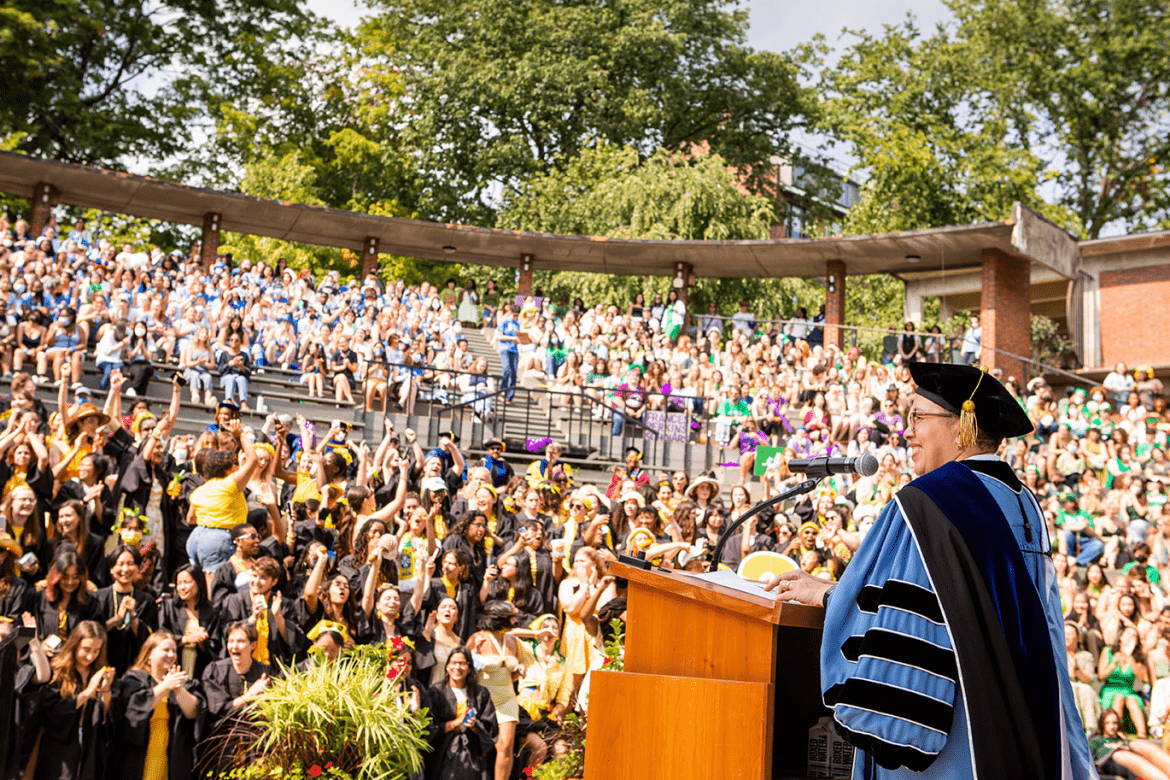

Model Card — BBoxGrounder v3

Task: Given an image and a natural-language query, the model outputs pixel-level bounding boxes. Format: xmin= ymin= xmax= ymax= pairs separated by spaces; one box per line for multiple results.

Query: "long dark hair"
xmin=443 ymin=646 xmax=480 ymax=695
xmin=45 ymin=550 xmax=89 ymax=607
xmin=172 ymin=562 xmax=209 ymax=609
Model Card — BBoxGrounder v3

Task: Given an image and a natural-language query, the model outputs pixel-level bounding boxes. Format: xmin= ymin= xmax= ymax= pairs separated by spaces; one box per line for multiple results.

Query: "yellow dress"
xmin=143 ymin=696 xmax=169 ymax=780
xmin=560 ymin=585 xmax=591 ymax=676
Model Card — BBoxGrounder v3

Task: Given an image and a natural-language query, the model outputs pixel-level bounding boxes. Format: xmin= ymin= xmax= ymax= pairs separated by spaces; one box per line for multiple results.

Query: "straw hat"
xmin=686 ymin=476 xmax=721 ymax=500
xmin=67 ymin=403 xmax=110 ymax=435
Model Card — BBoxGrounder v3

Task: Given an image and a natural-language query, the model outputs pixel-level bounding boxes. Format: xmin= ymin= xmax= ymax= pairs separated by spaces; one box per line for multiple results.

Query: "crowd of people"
xmin=2 ymin=213 xmax=1169 ymax=779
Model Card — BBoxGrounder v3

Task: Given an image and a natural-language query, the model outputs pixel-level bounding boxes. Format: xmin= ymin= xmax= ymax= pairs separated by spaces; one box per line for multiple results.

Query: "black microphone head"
xmin=855 ymin=453 xmax=879 ymax=477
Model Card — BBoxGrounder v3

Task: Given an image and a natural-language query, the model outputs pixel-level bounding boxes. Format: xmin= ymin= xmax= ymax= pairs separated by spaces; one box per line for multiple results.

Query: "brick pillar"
xmin=980 ymin=248 xmax=1032 ymax=382
xmin=825 ymin=259 xmax=846 ymax=350
xmin=361 ymin=237 xmax=379 ymax=279
xmin=200 ymin=212 xmax=221 ymax=272
xmin=518 ymin=253 xmax=534 ymax=298
xmin=29 ymin=182 xmax=59 ymax=237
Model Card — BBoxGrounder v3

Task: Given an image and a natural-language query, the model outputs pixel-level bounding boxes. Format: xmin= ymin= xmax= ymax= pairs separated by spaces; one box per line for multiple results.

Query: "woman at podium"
xmin=771 ymin=364 xmax=1097 ymax=780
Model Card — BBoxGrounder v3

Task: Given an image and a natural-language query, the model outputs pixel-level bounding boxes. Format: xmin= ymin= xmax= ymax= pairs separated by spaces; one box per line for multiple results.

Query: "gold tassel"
xmin=959 ymin=367 xmax=989 ymax=448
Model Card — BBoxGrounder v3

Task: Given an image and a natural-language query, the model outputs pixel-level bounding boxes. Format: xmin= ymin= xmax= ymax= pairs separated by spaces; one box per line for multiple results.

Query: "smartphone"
xmin=43 ymin=634 xmax=63 ymax=652
xmin=174 ymin=371 xmax=188 ymax=387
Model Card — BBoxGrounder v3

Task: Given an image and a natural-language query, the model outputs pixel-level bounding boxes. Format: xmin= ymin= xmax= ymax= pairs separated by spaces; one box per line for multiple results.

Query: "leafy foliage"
xmin=356 ymin=0 xmax=813 ymax=223
xmin=1031 ymin=314 xmax=1077 ymax=369
xmin=0 ymin=0 xmax=316 ymax=167
xmin=230 ymin=647 xmax=430 ymax=780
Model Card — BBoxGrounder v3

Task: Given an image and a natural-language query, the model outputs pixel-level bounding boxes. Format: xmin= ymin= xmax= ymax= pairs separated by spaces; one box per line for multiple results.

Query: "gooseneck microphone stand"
xmin=709 ymin=473 xmax=827 ymax=572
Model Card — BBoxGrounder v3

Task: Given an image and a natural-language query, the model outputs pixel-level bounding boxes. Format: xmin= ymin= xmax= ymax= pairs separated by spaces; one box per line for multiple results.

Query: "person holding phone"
xmin=108 ymin=631 xmax=203 ymax=780
xmin=425 ymin=646 xmax=499 ymax=780
xmin=92 ymin=545 xmax=158 ymax=675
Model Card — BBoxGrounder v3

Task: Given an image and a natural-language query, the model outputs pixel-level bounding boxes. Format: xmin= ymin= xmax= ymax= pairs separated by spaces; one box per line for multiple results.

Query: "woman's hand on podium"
xmin=765 ymin=570 xmax=834 ymax=607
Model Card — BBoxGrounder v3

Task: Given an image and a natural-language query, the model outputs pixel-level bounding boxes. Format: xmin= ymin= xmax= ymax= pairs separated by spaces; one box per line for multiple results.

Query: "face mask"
xmin=1068 ymin=443 xmax=1078 ymax=453
xmin=1092 ymin=394 xmax=1104 ymax=402
xmin=13 ymin=284 xmax=25 ymax=294
xmin=336 ymin=431 xmax=347 ymax=443
xmin=120 ymin=528 xmax=143 ymax=546
xmin=134 ymin=327 xmax=146 ymax=337
xmin=173 ymin=447 xmax=189 ymax=463
xmin=61 ymin=316 xmax=73 ymax=326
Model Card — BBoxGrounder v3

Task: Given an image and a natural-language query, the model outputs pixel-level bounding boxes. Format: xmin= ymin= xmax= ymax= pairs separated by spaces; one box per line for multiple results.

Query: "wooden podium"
xmin=584 ymin=561 xmax=829 ymax=780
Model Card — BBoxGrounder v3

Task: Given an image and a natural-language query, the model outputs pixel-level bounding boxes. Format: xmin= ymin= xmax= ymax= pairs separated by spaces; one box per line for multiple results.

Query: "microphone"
xmin=787 ymin=453 xmax=879 ymax=477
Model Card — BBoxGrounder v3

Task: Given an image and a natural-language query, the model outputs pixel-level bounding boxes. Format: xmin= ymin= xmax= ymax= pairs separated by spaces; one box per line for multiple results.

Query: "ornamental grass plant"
xmin=220 ymin=643 xmax=429 ymax=780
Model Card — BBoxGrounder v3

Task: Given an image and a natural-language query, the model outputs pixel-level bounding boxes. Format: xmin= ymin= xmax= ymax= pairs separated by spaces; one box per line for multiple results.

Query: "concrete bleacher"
xmin=20 ymin=347 xmax=759 ymax=490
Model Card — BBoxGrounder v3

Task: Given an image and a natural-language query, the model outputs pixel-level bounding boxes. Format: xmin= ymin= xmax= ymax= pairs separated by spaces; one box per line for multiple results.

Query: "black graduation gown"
xmin=33 ymin=591 xmax=90 ymax=645
xmin=441 ymin=535 xmax=486 ymax=590
xmin=156 ymin=596 xmax=222 ymax=680
xmin=90 ymin=587 xmax=157 ymax=675
xmin=208 ymin=558 xmax=249 ymax=609
xmin=0 ymin=461 xmax=53 ymax=506
xmin=221 ymin=588 xmax=302 ymax=667
xmin=32 ymin=673 xmax=111 ymax=780
xmin=108 ymin=669 xmax=203 ymax=780
xmin=509 ymin=549 xmax=558 ymax=614
xmin=424 ymin=682 xmax=498 ymax=780
xmin=0 ymin=576 xmax=33 ymax=621
xmin=8 ymin=658 xmax=42 ymax=780
xmin=293 ymin=519 xmax=337 ymax=552
xmin=199 ymin=657 xmax=271 ymax=774
xmin=411 ymin=579 xmax=478 ymax=643
xmin=48 ymin=534 xmax=109 ymax=588
xmin=484 ymin=579 xmax=543 ymax=626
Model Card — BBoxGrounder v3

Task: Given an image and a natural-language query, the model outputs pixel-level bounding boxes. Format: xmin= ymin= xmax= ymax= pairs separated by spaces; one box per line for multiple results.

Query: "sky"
xmin=307 ymin=0 xmax=954 ymax=59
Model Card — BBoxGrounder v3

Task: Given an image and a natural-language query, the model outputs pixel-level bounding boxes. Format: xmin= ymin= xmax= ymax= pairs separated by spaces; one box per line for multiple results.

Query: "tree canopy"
xmin=356 ymin=0 xmax=812 ymax=223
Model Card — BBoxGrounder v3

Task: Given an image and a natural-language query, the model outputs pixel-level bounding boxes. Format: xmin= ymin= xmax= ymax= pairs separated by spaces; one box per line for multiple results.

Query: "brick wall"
xmin=825 ymin=259 xmax=845 ymax=350
xmin=980 ymin=248 xmax=1032 ymax=383
xmin=1099 ymin=263 xmax=1170 ymax=367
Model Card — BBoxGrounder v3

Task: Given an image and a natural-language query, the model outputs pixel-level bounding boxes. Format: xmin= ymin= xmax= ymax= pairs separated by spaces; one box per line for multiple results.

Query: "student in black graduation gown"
xmin=0 ymin=531 xmax=34 ymax=620
xmin=1 ymin=613 xmax=51 ymax=780
xmin=359 ymin=574 xmax=416 ymax=645
xmin=90 ymin=545 xmax=157 ymax=675
xmin=201 ymin=620 xmax=270 ymax=727
xmin=425 ymin=646 xmax=498 ymax=780
xmin=31 ymin=620 xmax=116 ymax=780
xmin=412 ymin=549 xmax=478 ymax=643
xmin=208 ymin=524 xmax=262 ymax=608
xmin=33 ymin=550 xmax=91 ymax=648
xmin=157 ymin=563 xmax=221 ymax=680
xmin=221 ymin=556 xmax=300 ymax=667
xmin=48 ymin=500 xmax=108 ymax=588
xmin=108 ymin=631 xmax=203 ymax=780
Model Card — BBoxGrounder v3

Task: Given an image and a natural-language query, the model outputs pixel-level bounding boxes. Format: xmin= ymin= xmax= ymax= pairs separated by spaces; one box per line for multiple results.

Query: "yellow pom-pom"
xmin=962 ymin=399 xmax=976 ymax=413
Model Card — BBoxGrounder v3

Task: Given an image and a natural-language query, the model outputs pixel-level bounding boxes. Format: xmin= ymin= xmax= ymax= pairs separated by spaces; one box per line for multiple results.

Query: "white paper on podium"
xmin=678 ymin=568 xmax=777 ymax=600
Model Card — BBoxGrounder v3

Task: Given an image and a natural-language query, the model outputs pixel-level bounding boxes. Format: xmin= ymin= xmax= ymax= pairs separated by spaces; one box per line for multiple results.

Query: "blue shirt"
xmin=498 ymin=319 xmax=520 ymax=354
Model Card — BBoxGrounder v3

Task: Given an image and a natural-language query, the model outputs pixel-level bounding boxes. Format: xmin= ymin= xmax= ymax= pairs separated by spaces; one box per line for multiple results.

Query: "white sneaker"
xmin=125 ymin=388 xmax=137 ymax=397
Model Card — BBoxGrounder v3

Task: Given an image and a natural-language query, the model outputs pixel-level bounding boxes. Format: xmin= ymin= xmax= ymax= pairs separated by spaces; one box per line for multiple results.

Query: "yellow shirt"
xmin=291 ymin=470 xmax=321 ymax=504
xmin=189 ymin=477 xmax=247 ymax=530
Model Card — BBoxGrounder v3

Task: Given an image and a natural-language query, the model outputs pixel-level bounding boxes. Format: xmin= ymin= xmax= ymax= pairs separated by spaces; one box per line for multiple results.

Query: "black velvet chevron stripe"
xmin=856 ymin=581 xmax=944 ymax=624
xmin=824 ymin=678 xmax=954 ymax=736
xmin=840 ymin=630 xmax=958 ymax=683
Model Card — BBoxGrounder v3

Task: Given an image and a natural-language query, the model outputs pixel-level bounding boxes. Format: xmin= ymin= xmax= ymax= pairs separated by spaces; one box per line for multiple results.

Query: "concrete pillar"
xmin=903 ymin=284 xmax=924 ymax=325
xmin=825 ymin=259 xmax=846 ymax=350
xmin=518 ymin=253 xmax=534 ymax=298
xmin=29 ymin=182 xmax=59 ymax=237
xmin=980 ymin=248 xmax=1032 ymax=382
xmin=673 ymin=262 xmax=694 ymax=303
xmin=200 ymin=212 xmax=221 ymax=272
xmin=361 ymin=236 xmax=379 ymax=279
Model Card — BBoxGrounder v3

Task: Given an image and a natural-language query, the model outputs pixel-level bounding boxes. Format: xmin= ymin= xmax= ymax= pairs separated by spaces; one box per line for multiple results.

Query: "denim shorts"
xmin=186 ymin=525 xmax=235 ymax=573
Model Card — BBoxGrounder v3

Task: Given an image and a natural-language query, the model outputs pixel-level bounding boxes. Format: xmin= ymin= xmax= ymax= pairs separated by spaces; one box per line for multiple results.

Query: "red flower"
xmin=324 ymin=763 xmax=333 ymax=770
xmin=523 ymin=769 xmax=533 ymax=778
xmin=308 ymin=765 xmax=322 ymax=778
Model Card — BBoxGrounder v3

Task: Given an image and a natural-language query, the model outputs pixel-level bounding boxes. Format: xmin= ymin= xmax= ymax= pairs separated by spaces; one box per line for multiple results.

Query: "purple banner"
xmin=665 ymin=413 xmax=688 ymax=443
xmin=643 ymin=411 xmax=665 ymax=441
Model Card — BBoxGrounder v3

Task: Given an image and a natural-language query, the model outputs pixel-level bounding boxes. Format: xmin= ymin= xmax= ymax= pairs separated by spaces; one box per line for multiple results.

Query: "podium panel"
xmin=585 ymin=562 xmax=831 ymax=780
xmin=584 ymin=671 xmax=773 ymax=780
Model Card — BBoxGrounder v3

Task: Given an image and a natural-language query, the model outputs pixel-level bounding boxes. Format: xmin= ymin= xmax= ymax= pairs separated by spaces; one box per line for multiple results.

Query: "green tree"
xmin=952 ymin=0 xmax=1170 ymax=238
xmin=802 ymin=19 xmax=1058 ymax=236
xmin=0 ymin=0 xmax=317 ymax=167
xmin=357 ymin=0 xmax=813 ymax=223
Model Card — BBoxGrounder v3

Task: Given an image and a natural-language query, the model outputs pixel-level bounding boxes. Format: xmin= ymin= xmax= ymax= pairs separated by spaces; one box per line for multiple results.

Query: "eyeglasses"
xmin=570 ymin=503 xmax=585 ymax=510
xmin=906 ymin=410 xmax=955 ymax=430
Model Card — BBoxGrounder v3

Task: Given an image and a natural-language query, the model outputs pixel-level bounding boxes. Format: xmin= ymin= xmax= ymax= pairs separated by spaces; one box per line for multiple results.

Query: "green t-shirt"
xmin=1121 ymin=561 xmax=1161 ymax=585
xmin=717 ymin=398 xmax=750 ymax=419
xmin=482 ymin=291 xmax=501 ymax=308
xmin=1055 ymin=508 xmax=1094 ymax=530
